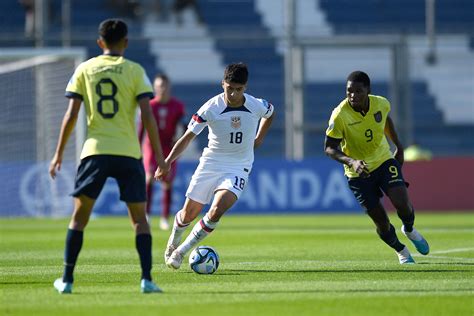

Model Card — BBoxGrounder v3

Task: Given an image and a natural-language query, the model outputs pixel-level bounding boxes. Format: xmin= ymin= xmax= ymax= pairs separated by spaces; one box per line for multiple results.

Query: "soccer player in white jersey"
xmin=155 ymin=63 xmax=275 ymax=269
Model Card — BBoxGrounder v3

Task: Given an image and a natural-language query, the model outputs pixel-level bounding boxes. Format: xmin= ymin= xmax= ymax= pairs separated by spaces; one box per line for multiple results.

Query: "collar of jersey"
xmin=221 ymin=104 xmax=251 ymax=114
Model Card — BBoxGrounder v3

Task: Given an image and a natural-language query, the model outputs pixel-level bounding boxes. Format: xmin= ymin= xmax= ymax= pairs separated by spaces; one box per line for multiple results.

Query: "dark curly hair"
xmin=223 ymin=62 xmax=248 ymax=84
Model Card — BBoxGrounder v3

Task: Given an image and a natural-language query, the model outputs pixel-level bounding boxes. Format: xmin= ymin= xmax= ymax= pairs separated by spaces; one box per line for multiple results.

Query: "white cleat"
xmin=159 ymin=217 xmax=170 ymax=231
xmin=164 ymin=243 xmax=177 ymax=262
xmin=397 ymin=246 xmax=415 ymax=264
xmin=53 ymin=278 xmax=72 ymax=294
xmin=166 ymin=250 xmax=184 ymax=270
xmin=401 ymin=226 xmax=430 ymax=255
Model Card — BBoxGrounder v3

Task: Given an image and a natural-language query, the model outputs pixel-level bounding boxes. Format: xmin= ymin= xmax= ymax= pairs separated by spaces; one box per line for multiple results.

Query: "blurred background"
xmin=0 ymin=0 xmax=473 ymax=216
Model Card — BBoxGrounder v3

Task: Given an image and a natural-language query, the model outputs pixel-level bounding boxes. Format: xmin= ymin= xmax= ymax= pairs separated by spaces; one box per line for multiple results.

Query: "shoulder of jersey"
xmin=202 ymin=94 xmax=223 ymax=109
xmin=331 ymin=98 xmax=348 ymax=116
xmin=370 ymin=94 xmax=389 ymax=103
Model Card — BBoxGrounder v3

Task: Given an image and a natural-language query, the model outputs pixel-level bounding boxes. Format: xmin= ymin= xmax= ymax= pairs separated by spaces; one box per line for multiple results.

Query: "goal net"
xmin=0 ymin=48 xmax=86 ymax=217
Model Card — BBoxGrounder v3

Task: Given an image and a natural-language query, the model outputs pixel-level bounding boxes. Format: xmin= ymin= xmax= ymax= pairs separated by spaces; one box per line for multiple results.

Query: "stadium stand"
xmin=0 ymin=0 xmax=472 ymax=157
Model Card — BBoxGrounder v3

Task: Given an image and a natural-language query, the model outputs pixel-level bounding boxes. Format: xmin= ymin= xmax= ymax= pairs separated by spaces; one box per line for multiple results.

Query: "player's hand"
xmin=49 ymin=153 xmax=62 ymax=179
xmin=351 ymin=160 xmax=370 ymax=178
xmin=154 ymin=161 xmax=170 ymax=181
xmin=394 ymin=148 xmax=404 ymax=166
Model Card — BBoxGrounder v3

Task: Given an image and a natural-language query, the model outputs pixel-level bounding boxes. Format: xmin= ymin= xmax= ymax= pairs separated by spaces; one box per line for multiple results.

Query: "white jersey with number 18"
xmin=188 ymin=92 xmax=274 ymax=169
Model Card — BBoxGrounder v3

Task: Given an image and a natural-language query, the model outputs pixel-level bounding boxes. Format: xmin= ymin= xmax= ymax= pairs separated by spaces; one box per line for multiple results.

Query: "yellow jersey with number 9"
xmin=326 ymin=95 xmax=393 ymax=178
xmin=66 ymin=55 xmax=153 ymax=159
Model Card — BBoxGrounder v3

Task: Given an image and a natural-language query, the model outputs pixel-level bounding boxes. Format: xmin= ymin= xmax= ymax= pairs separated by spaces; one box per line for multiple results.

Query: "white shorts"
xmin=185 ymin=161 xmax=250 ymax=205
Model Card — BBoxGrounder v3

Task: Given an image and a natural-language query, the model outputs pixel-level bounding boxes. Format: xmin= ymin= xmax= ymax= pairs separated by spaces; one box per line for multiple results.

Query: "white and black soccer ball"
xmin=188 ymin=246 xmax=220 ymax=274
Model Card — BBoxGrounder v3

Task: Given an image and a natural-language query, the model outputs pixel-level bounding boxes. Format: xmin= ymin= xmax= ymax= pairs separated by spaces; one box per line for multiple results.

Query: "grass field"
xmin=1 ymin=213 xmax=473 ymax=316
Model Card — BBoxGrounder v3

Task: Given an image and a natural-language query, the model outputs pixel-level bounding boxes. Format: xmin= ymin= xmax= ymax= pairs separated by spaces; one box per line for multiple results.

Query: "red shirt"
xmin=140 ymin=96 xmax=186 ymax=170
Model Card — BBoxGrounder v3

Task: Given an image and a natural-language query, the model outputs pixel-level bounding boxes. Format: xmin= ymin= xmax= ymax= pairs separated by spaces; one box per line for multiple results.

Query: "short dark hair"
xmin=223 ymin=63 xmax=248 ymax=84
xmin=347 ymin=71 xmax=371 ymax=88
xmin=98 ymin=19 xmax=128 ymax=45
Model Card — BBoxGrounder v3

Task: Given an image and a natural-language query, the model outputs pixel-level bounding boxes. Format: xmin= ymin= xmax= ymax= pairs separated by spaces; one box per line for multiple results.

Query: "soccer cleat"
xmin=166 ymin=250 xmax=184 ymax=270
xmin=401 ymin=225 xmax=430 ymax=255
xmin=140 ymin=279 xmax=163 ymax=293
xmin=164 ymin=243 xmax=177 ymax=262
xmin=53 ymin=278 xmax=72 ymax=294
xmin=159 ymin=217 xmax=170 ymax=231
xmin=397 ymin=246 xmax=416 ymax=264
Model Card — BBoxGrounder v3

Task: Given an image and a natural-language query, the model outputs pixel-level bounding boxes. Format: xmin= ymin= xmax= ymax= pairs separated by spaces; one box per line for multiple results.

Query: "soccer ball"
xmin=188 ymin=246 xmax=220 ymax=274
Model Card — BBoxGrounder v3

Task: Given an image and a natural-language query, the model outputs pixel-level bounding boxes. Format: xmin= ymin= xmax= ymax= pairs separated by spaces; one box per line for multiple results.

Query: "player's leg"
xmin=160 ymin=161 xmax=178 ymax=230
xmin=117 ymin=156 xmax=161 ymax=293
xmin=348 ymin=174 xmax=413 ymax=264
xmin=167 ymin=190 xmax=236 ymax=269
xmin=54 ymin=195 xmax=96 ymax=294
xmin=55 ymin=156 xmax=108 ymax=294
xmin=386 ymin=185 xmax=430 ymax=255
xmin=164 ymin=197 xmax=204 ymax=262
xmin=160 ymin=180 xmax=172 ymax=229
xmin=382 ymin=159 xmax=429 ymax=255
xmin=145 ymin=172 xmax=154 ymax=216
xmin=165 ymin=162 xmax=214 ymax=262
xmin=178 ymin=189 xmax=235 ymax=254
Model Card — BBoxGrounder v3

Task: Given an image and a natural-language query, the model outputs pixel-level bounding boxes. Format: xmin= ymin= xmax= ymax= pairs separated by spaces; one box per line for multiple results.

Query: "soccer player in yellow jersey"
xmin=325 ymin=71 xmax=429 ymax=264
xmin=49 ymin=19 xmax=168 ymax=293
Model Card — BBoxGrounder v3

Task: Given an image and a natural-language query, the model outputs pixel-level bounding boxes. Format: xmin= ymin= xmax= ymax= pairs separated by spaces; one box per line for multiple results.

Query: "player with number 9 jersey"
xmin=66 ymin=54 xmax=153 ymax=160
xmin=326 ymin=94 xmax=392 ymax=178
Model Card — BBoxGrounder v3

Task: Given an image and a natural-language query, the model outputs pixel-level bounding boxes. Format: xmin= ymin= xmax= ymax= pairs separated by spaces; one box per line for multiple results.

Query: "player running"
xmin=324 ymin=70 xmax=429 ymax=264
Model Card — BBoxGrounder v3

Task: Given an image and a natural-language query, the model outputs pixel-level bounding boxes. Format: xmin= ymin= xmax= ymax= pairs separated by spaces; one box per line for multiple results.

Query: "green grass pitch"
xmin=1 ymin=213 xmax=473 ymax=316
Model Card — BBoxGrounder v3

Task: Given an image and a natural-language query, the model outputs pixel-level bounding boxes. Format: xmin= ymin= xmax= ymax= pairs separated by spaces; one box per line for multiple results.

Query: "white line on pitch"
xmin=428 ymin=247 xmax=474 ymax=255
xmin=413 ymin=255 xmax=474 ymax=261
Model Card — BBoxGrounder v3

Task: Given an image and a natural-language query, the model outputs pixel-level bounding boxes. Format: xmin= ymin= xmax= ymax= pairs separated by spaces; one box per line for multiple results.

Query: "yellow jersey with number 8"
xmin=326 ymin=95 xmax=393 ymax=178
xmin=66 ymin=55 xmax=153 ymax=159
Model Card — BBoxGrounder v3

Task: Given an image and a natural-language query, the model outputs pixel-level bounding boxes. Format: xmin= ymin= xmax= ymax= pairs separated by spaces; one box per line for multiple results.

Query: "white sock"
xmin=177 ymin=213 xmax=218 ymax=255
xmin=168 ymin=210 xmax=190 ymax=246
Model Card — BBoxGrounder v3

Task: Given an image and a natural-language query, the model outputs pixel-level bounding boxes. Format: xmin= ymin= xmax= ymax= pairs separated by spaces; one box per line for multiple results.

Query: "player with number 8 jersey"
xmin=49 ymin=19 xmax=167 ymax=294
xmin=66 ymin=48 xmax=153 ymax=159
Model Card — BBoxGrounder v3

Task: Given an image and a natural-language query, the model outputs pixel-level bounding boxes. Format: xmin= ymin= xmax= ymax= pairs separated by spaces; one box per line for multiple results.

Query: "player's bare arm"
xmin=139 ymin=97 xmax=167 ymax=172
xmin=49 ymin=98 xmax=82 ymax=179
xmin=254 ymin=111 xmax=274 ymax=148
xmin=154 ymin=129 xmax=196 ymax=181
xmin=384 ymin=115 xmax=405 ymax=165
xmin=324 ymin=135 xmax=369 ymax=177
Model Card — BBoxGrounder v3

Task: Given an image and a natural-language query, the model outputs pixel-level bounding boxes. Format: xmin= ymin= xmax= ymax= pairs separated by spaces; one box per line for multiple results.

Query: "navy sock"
xmin=377 ymin=224 xmax=405 ymax=252
xmin=399 ymin=210 xmax=415 ymax=232
xmin=136 ymin=234 xmax=152 ymax=281
xmin=63 ymin=229 xmax=83 ymax=283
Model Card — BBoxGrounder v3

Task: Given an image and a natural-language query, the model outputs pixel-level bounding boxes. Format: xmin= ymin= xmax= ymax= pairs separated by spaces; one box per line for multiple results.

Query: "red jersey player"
xmin=139 ymin=74 xmax=186 ymax=230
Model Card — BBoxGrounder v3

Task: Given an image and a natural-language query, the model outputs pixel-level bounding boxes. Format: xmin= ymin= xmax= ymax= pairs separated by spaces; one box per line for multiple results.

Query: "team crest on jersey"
xmin=231 ymin=116 xmax=241 ymax=129
xmin=374 ymin=111 xmax=382 ymax=123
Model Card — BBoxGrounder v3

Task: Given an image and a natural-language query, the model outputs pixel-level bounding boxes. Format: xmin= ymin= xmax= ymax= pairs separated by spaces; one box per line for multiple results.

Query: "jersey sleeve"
xmin=187 ymin=103 xmax=209 ymax=135
xmin=259 ymin=99 xmax=274 ymax=118
xmin=65 ymin=63 xmax=85 ymax=100
xmin=326 ymin=110 xmax=344 ymax=139
xmin=134 ymin=65 xmax=154 ymax=101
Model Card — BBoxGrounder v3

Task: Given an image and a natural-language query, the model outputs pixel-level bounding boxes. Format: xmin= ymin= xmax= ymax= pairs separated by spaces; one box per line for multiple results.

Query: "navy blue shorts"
xmin=71 ymin=155 xmax=146 ymax=203
xmin=348 ymin=159 xmax=407 ymax=210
